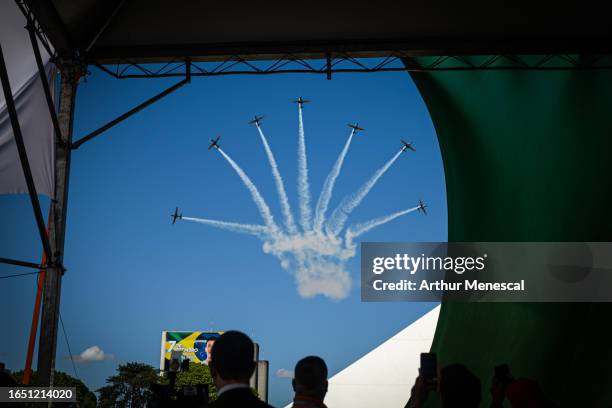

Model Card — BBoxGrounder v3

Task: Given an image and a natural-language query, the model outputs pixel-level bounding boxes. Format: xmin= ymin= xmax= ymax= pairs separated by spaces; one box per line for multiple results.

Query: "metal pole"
xmin=71 ymin=76 xmax=189 ymax=149
xmin=26 ymin=17 xmax=63 ymax=144
xmin=23 ymin=208 xmax=51 ymax=385
xmin=0 ymin=257 xmax=45 ymax=270
xmin=84 ymin=0 xmax=126 ymax=53
xmin=36 ymin=63 xmax=80 ymax=387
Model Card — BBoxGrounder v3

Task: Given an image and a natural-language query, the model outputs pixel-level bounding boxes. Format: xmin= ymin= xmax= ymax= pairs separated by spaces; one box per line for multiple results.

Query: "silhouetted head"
xmin=506 ymin=378 xmax=551 ymax=408
xmin=292 ymin=356 xmax=328 ymax=400
xmin=0 ymin=371 xmax=17 ymax=387
xmin=439 ymin=364 xmax=481 ymax=408
xmin=209 ymin=331 xmax=255 ymax=386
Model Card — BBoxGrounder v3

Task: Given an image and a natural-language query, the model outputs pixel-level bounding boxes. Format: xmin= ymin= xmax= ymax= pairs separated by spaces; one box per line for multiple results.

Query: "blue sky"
xmin=0 ymin=66 xmax=446 ymax=405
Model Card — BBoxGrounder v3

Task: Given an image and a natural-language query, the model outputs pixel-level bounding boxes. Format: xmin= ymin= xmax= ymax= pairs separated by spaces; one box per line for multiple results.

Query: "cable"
xmin=0 ymin=271 xmax=40 ymax=279
xmin=59 ymin=312 xmax=79 ymax=380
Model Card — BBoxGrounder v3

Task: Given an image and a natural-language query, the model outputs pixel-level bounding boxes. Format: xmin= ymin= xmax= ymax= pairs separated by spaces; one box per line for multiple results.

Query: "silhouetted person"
xmin=504 ymin=378 xmax=556 ymax=408
xmin=147 ymin=383 xmax=170 ymax=408
xmin=290 ymin=356 xmax=328 ymax=408
xmin=407 ymin=363 xmax=481 ymax=408
xmin=440 ymin=364 xmax=481 ymax=408
xmin=209 ymin=330 xmax=274 ymax=408
xmin=0 ymin=371 xmax=18 ymax=408
xmin=0 ymin=372 xmax=16 ymax=387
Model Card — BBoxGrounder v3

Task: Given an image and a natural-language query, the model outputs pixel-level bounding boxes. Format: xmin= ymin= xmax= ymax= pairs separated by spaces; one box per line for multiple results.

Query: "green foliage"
xmin=11 ymin=370 xmax=97 ymax=408
xmin=97 ymin=362 xmax=159 ymax=408
xmin=159 ymin=361 xmax=218 ymax=401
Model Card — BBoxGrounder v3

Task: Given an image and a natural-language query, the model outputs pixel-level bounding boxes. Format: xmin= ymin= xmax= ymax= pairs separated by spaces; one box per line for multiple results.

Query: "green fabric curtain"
xmin=409 ymin=62 xmax=612 ymax=406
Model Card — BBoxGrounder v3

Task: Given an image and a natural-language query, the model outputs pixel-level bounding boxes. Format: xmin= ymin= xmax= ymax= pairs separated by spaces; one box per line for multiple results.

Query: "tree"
xmin=97 ymin=362 xmax=158 ymax=408
xmin=11 ymin=370 xmax=97 ymax=408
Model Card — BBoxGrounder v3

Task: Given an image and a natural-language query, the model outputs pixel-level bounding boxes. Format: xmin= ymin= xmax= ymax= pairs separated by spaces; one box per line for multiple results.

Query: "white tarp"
xmin=0 ymin=0 xmax=55 ymax=197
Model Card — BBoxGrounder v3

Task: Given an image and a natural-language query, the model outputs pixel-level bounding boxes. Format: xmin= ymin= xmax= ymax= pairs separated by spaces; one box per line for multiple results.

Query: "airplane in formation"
xmin=171 ymin=207 xmax=182 ymax=224
xmin=292 ymin=96 xmax=311 ymax=108
xmin=401 ymin=139 xmax=416 ymax=152
xmin=347 ymin=123 xmax=365 ymax=132
xmin=248 ymin=115 xmax=265 ymax=126
xmin=208 ymin=135 xmax=221 ymax=150
xmin=417 ymin=199 xmax=428 ymax=215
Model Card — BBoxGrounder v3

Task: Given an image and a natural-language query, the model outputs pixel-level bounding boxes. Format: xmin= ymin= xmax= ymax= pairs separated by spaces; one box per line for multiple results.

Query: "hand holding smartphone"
xmin=420 ymin=352 xmax=438 ymax=386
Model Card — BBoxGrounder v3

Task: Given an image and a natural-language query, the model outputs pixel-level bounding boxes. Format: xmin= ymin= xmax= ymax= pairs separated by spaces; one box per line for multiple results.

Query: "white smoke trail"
xmin=183 ymin=110 xmax=422 ymax=301
xmin=326 ymin=149 xmax=404 ymax=236
xmin=217 ymin=148 xmax=279 ymax=232
xmin=345 ymin=206 xmax=419 ymax=247
xmin=182 ymin=216 xmax=270 ymax=237
xmin=297 ymin=106 xmax=313 ymax=230
xmin=263 ymin=231 xmax=355 ymax=299
xmin=256 ymin=125 xmax=297 ymax=234
xmin=313 ymin=128 xmax=355 ymax=232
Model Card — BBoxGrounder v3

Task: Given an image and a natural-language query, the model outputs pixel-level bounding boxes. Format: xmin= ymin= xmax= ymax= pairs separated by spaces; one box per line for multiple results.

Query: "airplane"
xmin=417 ymin=199 xmax=428 ymax=215
xmin=401 ymin=139 xmax=416 ymax=152
xmin=171 ymin=207 xmax=182 ymax=224
xmin=292 ymin=96 xmax=311 ymax=108
xmin=208 ymin=135 xmax=221 ymax=150
xmin=347 ymin=123 xmax=365 ymax=132
xmin=248 ymin=115 xmax=265 ymax=126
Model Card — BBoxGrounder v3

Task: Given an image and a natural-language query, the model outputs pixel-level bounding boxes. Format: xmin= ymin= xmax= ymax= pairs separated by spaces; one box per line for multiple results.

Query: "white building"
xmin=286 ymin=306 xmax=440 ymax=408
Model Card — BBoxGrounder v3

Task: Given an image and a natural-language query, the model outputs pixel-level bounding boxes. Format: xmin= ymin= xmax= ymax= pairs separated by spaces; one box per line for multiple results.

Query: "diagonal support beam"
xmin=22 ymin=0 xmax=73 ymax=59
xmin=14 ymin=1 xmax=54 ymax=59
xmin=26 ymin=16 xmax=63 ymax=144
xmin=0 ymin=42 xmax=52 ymax=262
xmin=0 ymin=257 xmax=45 ymax=270
xmin=71 ymin=64 xmax=190 ymax=149
xmin=85 ymin=0 xmax=126 ymax=53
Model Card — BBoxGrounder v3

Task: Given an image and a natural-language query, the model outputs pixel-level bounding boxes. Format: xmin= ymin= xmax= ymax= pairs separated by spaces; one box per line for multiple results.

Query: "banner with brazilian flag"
xmin=160 ymin=331 xmax=223 ymax=371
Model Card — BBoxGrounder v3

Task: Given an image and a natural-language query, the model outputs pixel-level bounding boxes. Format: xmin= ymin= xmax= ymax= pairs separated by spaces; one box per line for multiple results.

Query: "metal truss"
xmin=15 ymin=0 xmax=56 ymax=61
xmin=94 ymin=53 xmax=612 ymax=80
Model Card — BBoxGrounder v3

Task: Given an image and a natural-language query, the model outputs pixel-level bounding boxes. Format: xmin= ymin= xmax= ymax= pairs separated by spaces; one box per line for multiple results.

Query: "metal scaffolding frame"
xmin=93 ymin=53 xmax=612 ymax=80
xmin=5 ymin=0 xmax=612 ymax=391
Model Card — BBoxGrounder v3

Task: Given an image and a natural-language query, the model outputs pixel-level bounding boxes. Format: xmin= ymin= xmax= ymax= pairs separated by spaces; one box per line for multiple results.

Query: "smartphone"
xmin=420 ymin=352 xmax=438 ymax=385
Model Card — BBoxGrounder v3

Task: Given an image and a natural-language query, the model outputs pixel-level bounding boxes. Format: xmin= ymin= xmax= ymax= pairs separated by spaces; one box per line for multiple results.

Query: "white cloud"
xmin=276 ymin=368 xmax=294 ymax=379
xmin=69 ymin=346 xmax=114 ymax=363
